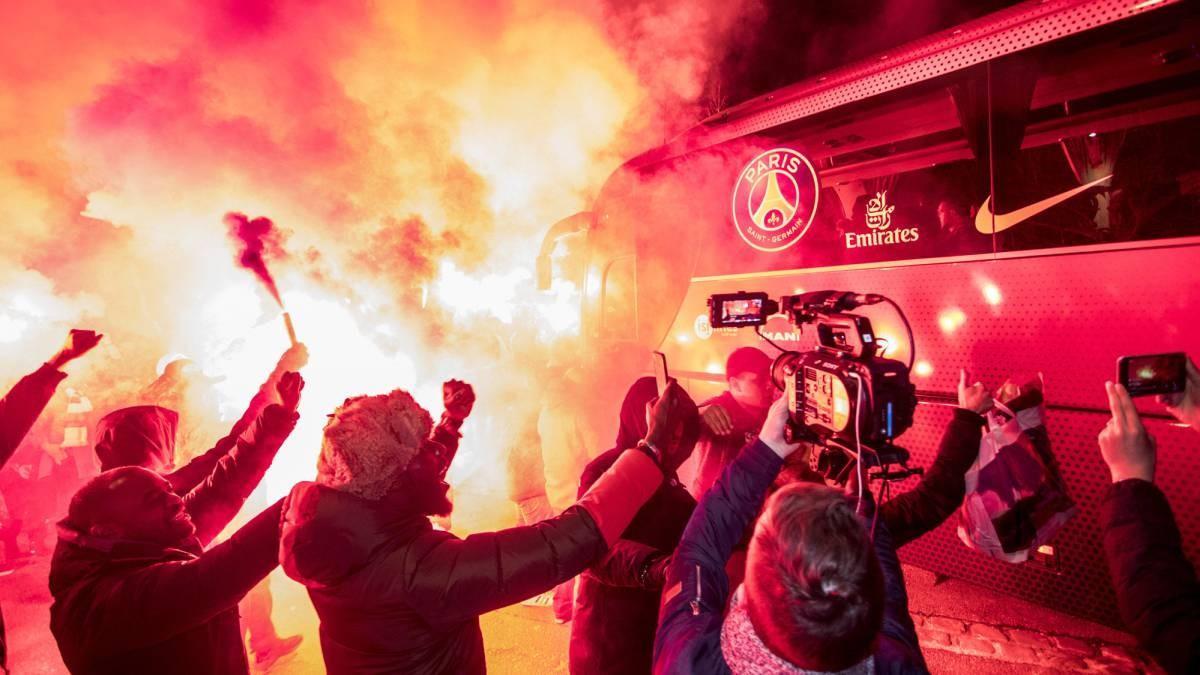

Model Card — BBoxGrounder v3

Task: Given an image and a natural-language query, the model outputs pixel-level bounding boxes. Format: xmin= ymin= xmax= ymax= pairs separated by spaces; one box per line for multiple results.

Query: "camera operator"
xmin=279 ymin=380 xmax=690 ymax=674
xmin=1098 ymin=358 xmax=1200 ymax=675
xmin=654 ymin=396 xmax=926 ymax=674
xmin=570 ymin=377 xmax=701 ymax=675
xmin=691 ymin=347 xmax=776 ymax=498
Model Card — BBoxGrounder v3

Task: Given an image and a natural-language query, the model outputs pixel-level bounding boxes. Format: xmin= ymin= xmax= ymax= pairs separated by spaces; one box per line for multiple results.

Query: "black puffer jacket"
xmin=281 ymin=446 xmax=664 ymax=674
xmin=49 ymin=501 xmax=283 ymax=675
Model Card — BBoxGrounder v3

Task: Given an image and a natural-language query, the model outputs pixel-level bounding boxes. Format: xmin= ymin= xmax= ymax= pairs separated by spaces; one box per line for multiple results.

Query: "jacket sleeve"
xmin=862 ymin=497 xmax=928 ymax=671
xmin=74 ymin=500 xmax=283 ymax=658
xmin=880 ymin=408 xmax=983 ymax=548
xmin=429 ymin=412 xmax=464 ymax=456
xmin=0 ymin=364 xmax=67 ymax=469
xmin=654 ymin=439 xmax=783 ymax=675
xmin=586 ymin=539 xmax=670 ymax=589
xmin=398 ymin=450 xmax=662 ymax=628
xmin=182 ymin=404 xmax=298 ymax=546
xmin=1102 ymin=479 xmax=1200 ymax=675
xmin=166 ymin=370 xmax=283 ymax=495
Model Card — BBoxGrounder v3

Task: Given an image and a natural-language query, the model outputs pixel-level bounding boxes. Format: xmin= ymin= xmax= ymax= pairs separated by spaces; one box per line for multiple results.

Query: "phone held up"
xmin=653 ymin=351 xmax=670 ymax=396
xmin=1117 ymin=352 xmax=1187 ymax=398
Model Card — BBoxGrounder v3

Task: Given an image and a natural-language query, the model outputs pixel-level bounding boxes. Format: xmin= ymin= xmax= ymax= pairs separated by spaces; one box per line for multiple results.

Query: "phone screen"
xmin=653 ymin=351 xmax=669 ymax=395
xmin=1120 ymin=352 xmax=1186 ymax=397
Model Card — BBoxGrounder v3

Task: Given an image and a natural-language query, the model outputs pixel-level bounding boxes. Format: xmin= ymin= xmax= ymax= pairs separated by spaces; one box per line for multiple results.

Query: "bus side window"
xmin=600 ymin=255 xmax=638 ymax=341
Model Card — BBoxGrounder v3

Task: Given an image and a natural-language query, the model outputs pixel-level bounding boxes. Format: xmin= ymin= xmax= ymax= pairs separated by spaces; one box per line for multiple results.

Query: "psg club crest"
xmin=731 ymin=148 xmax=820 ymax=253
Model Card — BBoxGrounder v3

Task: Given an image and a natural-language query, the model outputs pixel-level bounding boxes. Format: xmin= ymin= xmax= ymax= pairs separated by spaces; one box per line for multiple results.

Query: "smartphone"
xmin=652 ymin=351 xmax=670 ymax=395
xmin=1117 ymin=352 xmax=1187 ymax=397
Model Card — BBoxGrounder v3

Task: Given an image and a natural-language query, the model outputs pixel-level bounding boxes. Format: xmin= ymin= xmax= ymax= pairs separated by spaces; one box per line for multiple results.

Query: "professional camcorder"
xmin=708 ymin=290 xmax=921 ymax=485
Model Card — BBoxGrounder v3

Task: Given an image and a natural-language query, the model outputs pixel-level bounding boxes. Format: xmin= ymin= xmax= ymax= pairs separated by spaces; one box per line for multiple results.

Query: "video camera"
xmin=708 ymin=290 xmax=921 ymax=484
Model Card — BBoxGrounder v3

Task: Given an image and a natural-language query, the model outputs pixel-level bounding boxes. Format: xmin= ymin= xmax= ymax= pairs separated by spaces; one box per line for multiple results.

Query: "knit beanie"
xmin=316 ymin=389 xmax=433 ymax=500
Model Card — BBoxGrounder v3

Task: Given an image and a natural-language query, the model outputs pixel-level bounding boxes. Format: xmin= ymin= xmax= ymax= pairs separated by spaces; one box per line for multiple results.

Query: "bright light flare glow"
xmin=981 ymin=282 xmax=1003 ymax=306
xmin=938 ymin=307 xmax=967 ymax=334
xmin=0 ymin=314 xmax=30 ymax=344
xmin=913 ymin=360 xmax=934 ymax=377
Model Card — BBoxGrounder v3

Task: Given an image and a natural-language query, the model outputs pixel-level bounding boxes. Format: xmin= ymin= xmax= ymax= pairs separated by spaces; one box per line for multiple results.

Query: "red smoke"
xmin=225 ymin=211 xmax=286 ymax=307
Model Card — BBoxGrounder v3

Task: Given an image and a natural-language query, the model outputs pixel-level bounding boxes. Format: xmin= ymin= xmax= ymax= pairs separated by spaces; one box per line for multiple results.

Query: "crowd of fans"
xmin=0 ymin=329 xmax=1197 ymax=674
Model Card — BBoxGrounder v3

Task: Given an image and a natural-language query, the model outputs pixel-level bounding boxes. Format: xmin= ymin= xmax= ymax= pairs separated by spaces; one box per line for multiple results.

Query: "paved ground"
xmin=0 ymin=488 xmax=1160 ymax=673
xmin=0 ymin=557 xmax=1156 ymax=675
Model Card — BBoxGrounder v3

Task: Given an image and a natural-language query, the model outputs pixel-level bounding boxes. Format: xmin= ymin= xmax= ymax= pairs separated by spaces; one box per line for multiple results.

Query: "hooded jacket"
xmin=569 ymin=377 xmax=698 ymax=675
xmin=92 ymin=403 xmax=297 ymax=547
xmin=280 ymin=448 xmax=663 ymax=674
xmin=49 ymin=500 xmax=283 ymax=675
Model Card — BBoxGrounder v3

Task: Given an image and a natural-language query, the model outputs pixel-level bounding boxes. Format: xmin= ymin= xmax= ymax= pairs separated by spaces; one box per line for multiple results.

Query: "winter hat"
xmin=317 ymin=389 xmax=433 ymax=500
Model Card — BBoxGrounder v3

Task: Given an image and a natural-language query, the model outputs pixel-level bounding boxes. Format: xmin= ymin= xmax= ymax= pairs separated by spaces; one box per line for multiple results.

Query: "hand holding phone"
xmin=652 ymin=351 xmax=670 ymax=396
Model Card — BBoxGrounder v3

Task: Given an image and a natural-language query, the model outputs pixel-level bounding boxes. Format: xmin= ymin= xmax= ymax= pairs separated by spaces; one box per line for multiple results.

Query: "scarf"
xmin=720 ymin=585 xmax=874 ymax=675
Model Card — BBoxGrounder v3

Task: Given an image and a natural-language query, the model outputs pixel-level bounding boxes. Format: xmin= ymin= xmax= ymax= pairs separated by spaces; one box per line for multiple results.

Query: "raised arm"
xmin=426 ymin=379 xmax=474 ymax=466
xmin=880 ymin=407 xmax=983 ymax=547
xmin=167 ymin=344 xmax=306 ymax=494
xmin=182 ymin=373 xmax=301 ymax=546
xmin=1099 ymin=381 xmax=1200 ymax=675
xmin=399 ymin=449 xmax=662 ymax=628
xmin=1 ymin=330 xmax=101 ymax=467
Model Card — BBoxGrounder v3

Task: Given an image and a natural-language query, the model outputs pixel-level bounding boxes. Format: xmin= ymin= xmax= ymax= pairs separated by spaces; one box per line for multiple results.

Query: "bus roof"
xmin=626 ymin=0 xmax=1183 ymax=171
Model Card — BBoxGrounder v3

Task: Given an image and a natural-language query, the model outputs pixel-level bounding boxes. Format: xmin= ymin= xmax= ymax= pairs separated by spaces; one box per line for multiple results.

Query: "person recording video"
xmin=654 ymin=396 xmax=927 ymax=674
xmin=1098 ymin=356 xmax=1200 ymax=675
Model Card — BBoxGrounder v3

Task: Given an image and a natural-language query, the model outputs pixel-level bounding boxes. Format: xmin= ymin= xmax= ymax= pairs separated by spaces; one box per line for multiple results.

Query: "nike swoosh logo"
xmin=974 ymin=174 xmax=1112 ymax=234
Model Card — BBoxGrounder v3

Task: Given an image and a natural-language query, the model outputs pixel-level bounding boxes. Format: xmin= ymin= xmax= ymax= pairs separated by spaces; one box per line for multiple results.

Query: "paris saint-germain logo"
xmin=730 ymin=148 xmax=820 ymax=253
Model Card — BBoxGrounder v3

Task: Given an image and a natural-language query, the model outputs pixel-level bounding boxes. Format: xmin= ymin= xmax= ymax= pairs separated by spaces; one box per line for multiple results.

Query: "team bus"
xmin=539 ymin=0 xmax=1200 ymax=627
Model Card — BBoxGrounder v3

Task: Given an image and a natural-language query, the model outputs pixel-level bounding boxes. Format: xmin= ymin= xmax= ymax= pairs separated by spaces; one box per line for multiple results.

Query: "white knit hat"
xmin=316 ymin=389 xmax=433 ymax=500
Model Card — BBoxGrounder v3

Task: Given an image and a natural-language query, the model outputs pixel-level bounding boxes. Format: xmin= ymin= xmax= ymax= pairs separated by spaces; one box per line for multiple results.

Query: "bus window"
xmin=987 ymin=10 xmax=1200 ymax=251
xmin=599 ymin=254 xmax=637 ymax=341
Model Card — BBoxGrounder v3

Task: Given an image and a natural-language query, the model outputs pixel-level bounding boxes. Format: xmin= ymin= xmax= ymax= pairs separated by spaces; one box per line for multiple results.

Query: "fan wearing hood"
xmin=95 ymin=345 xmax=306 ymax=547
xmin=92 ymin=367 xmax=303 ymax=547
xmin=569 ymin=376 xmax=700 ymax=675
xmin=280 ymin=379 xmax=686 ymax=674
xmin=49 ymin=466 xmax=286 ymax=675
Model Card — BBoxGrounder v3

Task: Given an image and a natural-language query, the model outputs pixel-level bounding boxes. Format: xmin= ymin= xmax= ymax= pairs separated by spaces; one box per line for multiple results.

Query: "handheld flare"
xmin=282 ymin=311 xmax=298 ymax=346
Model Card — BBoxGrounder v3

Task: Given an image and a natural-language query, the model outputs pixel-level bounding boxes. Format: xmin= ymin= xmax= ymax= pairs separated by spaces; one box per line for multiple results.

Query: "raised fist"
xmin=49 ymin=329 xmax=103 ymax=369
xmin=276 ymin=371 xmax=305 ymax=411
xmin=443 ymin=379 xmax=475 ymax=421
